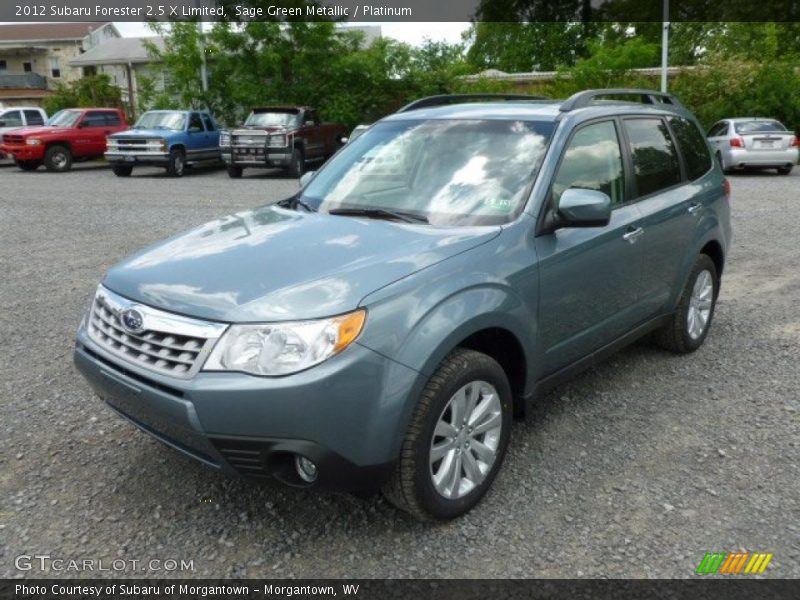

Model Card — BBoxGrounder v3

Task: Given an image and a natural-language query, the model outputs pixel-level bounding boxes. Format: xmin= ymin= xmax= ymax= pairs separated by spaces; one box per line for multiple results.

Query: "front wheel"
xmin=165 ymin=148 xmax=185 ymax=177
xmin=383 ymin=348 xmax=512 ymax=521
xmin=227 ymin=165 xmax=243 ymax=178
xmin=654 ymin=254 xmax=719 ymax=353
xmin=112 ymin=165 xmax=133 ymax=177
xmin=287 ymin=147 xmax=304 ymax=178
xmin=44 ymin=145 xmax=72 ymax=172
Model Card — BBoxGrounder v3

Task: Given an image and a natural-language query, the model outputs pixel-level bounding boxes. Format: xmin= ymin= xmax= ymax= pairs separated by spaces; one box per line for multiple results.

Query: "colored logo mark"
xmin=696 ymin=552 xmax=773 ymax=575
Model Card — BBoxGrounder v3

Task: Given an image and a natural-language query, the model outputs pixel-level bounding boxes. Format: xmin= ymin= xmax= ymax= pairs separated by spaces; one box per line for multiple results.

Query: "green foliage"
xmin=671 ymin=55 xmax=800 ymax=134
xmin=42 ymin=74 xmax=123 ymax=115
xmin=553 ymin=37 xmax=660 ymax=92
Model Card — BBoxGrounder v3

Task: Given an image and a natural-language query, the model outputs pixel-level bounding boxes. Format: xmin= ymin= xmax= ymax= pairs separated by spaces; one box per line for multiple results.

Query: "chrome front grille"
xmin=86 ymin=286 xmax=227 ymax=379
xmin=232 ymin=132 xmax=268 ymax=146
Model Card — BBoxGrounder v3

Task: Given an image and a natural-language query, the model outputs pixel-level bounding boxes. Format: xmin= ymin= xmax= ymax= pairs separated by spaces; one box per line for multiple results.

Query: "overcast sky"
xmin=113 ymin=22 xmax=470 ymax=45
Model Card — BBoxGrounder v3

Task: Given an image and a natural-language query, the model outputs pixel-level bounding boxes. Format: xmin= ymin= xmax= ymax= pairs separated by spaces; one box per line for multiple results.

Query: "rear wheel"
xmin=165 ymin=147 xmax=185 ymax=177
xmin=16 ymin=160 xmax=41 ymax=171
xmin=44 ymin=145 xmax=72 ymax=172
xmin=288 ymin=147 xmax=304 ymax=178
xmin=227 ymin=165 xmax=243 ymax=178
xmin=112 ymin=165 xmax=133 ymax=177
xmin=383 ymin=348 xmax=512 ymax=521
xmin=654 ymin=254 xmax=719 ymax=354
xmin=777 ymin=165 xmax=793 ymax=175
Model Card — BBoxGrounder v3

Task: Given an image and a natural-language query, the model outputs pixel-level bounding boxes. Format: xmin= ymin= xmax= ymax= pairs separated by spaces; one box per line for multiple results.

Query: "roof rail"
xmin=398 ymin=93 xmax=550 ymax=113
xmin=559 ymin=89 xmax=683 ymax=112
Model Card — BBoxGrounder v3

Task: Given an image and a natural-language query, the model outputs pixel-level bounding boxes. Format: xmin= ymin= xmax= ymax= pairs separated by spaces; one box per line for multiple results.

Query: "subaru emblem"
xmin=120 ymin=308 xmax=145 ymax=334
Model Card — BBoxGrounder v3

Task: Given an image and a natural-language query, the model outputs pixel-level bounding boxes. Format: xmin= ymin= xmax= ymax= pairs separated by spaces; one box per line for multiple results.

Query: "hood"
xmin=3 ymin=126 xmax=60 ymax=137
xmin=109 ymin=128 xmax=176 ymax=139
xmin=103 ymin=205 xmax=499 ymax=323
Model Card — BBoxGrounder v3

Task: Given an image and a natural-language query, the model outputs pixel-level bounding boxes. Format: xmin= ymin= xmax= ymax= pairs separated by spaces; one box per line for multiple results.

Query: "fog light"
xmin=294 ymin=455 xmax=318 ymax=483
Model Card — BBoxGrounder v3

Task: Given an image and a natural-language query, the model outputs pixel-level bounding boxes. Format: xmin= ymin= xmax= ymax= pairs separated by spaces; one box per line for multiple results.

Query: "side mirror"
xmin=299 ymin=171 xmax=315 ymax=188
xmin=339 ymin=136 xmax=349 ymax=145
xmin=556 ymin=188 xmax=612 ymax=228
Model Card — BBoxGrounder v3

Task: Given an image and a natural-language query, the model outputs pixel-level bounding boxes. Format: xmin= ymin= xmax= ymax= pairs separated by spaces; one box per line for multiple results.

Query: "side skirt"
xmin=524 ymin=313 xmax=671 ymax=409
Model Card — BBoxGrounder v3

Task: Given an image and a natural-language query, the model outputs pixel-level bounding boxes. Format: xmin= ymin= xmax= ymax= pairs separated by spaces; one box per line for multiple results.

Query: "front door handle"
xmin=622 ymin=227 xmax=644 ymax=243
xmin=688 ymin=202 xmax=702 ymax=214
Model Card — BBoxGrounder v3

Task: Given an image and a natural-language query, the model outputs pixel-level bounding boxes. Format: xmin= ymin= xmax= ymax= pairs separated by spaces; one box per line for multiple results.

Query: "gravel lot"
xmin=1 ymin=162 xmax=798 ymax=579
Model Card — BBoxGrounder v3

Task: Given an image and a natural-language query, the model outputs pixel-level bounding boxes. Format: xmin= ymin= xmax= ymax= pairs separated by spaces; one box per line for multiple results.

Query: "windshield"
xmin=245 ymin=111 xmax=300 ymax=128
xmin=134 ymin=111 xmax=186 ymax=131
xmin=734 ymin=120 xmax=787 ymax=134
xmin=46 ymin=110 xmax=81 ymax=128
xmin=301 ymin=119 xmax=554 ymax=226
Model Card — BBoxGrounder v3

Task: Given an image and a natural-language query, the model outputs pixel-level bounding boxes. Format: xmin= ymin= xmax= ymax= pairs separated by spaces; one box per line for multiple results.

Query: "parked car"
xmin=106 ymin=110 xmax=221 ymax=177
xmin=0 ymin=108 xmax=127 ymax=172
xmin=74 ymin=90 xmax=731 ymax=521
xmin=220 ymin=106 xmax=346 ymax=178
xmin=0 ymin=106 xmax=47 ymax=158
xmin=707 ymin=117 xmax=799 ymax=174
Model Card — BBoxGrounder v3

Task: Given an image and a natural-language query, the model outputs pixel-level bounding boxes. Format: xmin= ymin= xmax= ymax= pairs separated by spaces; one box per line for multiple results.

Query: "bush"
xmin=42 ymin=74 xmax=124 ymax=116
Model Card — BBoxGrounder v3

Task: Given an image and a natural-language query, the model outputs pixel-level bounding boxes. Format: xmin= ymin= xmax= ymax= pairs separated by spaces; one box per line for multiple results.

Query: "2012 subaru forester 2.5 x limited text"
xmin=74 ymin=90 xmax=731 ymax=520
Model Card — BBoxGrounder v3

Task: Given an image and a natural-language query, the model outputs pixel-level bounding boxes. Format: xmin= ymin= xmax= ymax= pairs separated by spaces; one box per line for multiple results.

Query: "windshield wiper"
xmin=277 ymin=196 xmax=317 ymax=212
xmin=327 ymin=207 xmax=428 ymax=224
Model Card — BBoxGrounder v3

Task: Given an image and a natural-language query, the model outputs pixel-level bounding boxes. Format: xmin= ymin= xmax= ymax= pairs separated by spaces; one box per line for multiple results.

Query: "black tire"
xmin=112 ymin=165 xmax=133 ymax=177
xmin=382 ymin=348 xmax=512 ymax=521
xmin=227 ymin=165 xmax=243 ymax=178
xmin=654 ymin=254 xmax=719 ymax=354
xmin=288 ymin=147 xmax=304 ymax=178
xmin=165 ymin=147 xmax=185 ymax=177
xmin=777 ymin=165 xmax=793 ymax=175
xmin=44 ymin=145 xmax=72 ymax=172
xmin=16 ymin=160 xmax=41 ymax=171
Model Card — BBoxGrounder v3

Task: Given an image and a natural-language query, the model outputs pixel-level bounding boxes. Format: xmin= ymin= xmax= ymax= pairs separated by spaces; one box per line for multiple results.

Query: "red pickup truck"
xmin=220 ymin=106 xmax=347 ymax=177
xmin=0 ymin=107 xmax=127 ymax=172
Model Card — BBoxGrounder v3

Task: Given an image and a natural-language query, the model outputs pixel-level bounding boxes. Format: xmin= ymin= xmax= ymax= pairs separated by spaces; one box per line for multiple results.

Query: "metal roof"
xmin=0 ymin=23 xmax=109 ymax=43
xmin=69 ymin=37 xmax=165 ymax=66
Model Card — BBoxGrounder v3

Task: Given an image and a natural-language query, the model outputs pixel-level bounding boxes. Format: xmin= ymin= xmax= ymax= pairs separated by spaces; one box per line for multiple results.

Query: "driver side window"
xmin=552 ymin=121 xmax=625 ymax=207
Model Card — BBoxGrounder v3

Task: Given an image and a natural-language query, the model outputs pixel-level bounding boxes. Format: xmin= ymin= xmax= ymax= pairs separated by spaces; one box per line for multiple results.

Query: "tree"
xmin=42 ymin=74 xmax=123 ymax=115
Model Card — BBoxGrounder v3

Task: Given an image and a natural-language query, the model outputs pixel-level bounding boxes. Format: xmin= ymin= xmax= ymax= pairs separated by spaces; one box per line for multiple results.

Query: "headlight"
xmin=26 ymin=138 xmax=42 ymax=145
xmin=203 ymin=309 xmax=366 ymax=376
xmin=219 ymin=131 xmax=231 ymax=147
xmin=267 ymin=134 xmax=287 ymax=148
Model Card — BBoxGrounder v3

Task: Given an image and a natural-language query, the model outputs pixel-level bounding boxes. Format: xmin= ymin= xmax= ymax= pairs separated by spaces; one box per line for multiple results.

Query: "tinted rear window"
xmin=623 ymin=118 xmax=682 ymax=197
xmin=24 ymin=110 xmax=44 ymax=126
xmin=669 ymin=116 xmax=712 ymax=181
xmin=734 ymin=120 xmax=787 ymax=134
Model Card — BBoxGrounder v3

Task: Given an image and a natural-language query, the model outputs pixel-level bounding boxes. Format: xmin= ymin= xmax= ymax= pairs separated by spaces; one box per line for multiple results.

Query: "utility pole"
xmin=196 ymin=0 xmax=208 ymax=95
xmin=661 ymin=0 xmax=670 ymax=93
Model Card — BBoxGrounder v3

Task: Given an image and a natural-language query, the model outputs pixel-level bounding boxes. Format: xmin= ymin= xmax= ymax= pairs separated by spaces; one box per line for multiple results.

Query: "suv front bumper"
xmin=74 ymin=323 xmax=419 ymax=492
xmin=222 ymin=147 xmax=292 ymax=168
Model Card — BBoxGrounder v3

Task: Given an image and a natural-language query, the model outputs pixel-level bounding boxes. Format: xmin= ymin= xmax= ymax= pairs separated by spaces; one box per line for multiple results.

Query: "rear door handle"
xmin=622 ymin=226 xmax=644 ymax=243
xmin=688 ymin=202 xmax=702 ymax=214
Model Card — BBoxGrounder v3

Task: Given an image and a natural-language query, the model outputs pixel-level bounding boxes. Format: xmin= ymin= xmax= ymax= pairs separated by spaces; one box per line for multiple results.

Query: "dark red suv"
xmin=0 ymin=108 xmax=127 ymax=172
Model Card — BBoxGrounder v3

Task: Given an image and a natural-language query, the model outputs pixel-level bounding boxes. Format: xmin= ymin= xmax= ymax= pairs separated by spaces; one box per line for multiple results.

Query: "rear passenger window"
xmin=104 ymin=112 xmax=122 ymax=126
xmin=623 ymin=118 xmax=681 ymax=197
xmin=24 ymin=110 xmax=44 ymax=126
xmin=82 ymin=112 xmax=107 ymax=127
xmin=552 ymin=121 xmax=625 ymax=206
xmin=707 ymin=122 xmax=726 ymax=137
xmin=669 ymin=117 xmax=712 ymax=180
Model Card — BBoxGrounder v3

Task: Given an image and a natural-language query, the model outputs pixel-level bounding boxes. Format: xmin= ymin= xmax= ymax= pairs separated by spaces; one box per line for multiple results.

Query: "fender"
xmin=359 ymin=284 xmax=537 ymax=457
xmin=667 ymin=211 xmax=727 ymax=311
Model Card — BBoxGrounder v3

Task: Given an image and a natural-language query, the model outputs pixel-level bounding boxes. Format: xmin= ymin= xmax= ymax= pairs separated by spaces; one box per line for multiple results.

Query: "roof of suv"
xmin=384 ymin=90 xmax=694 ymax=123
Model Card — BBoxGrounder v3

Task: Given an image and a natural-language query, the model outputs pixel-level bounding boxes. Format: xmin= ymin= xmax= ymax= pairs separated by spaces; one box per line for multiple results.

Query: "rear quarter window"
xmin=669 ymin=116 xmax=712 ymax=181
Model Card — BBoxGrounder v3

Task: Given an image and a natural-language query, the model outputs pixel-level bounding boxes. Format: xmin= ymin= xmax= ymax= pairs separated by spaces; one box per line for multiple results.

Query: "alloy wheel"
xmin=429 ymin=380 xmax=503 ymax=499
xmin=687 ymin=269 xmax=714 ymax=340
